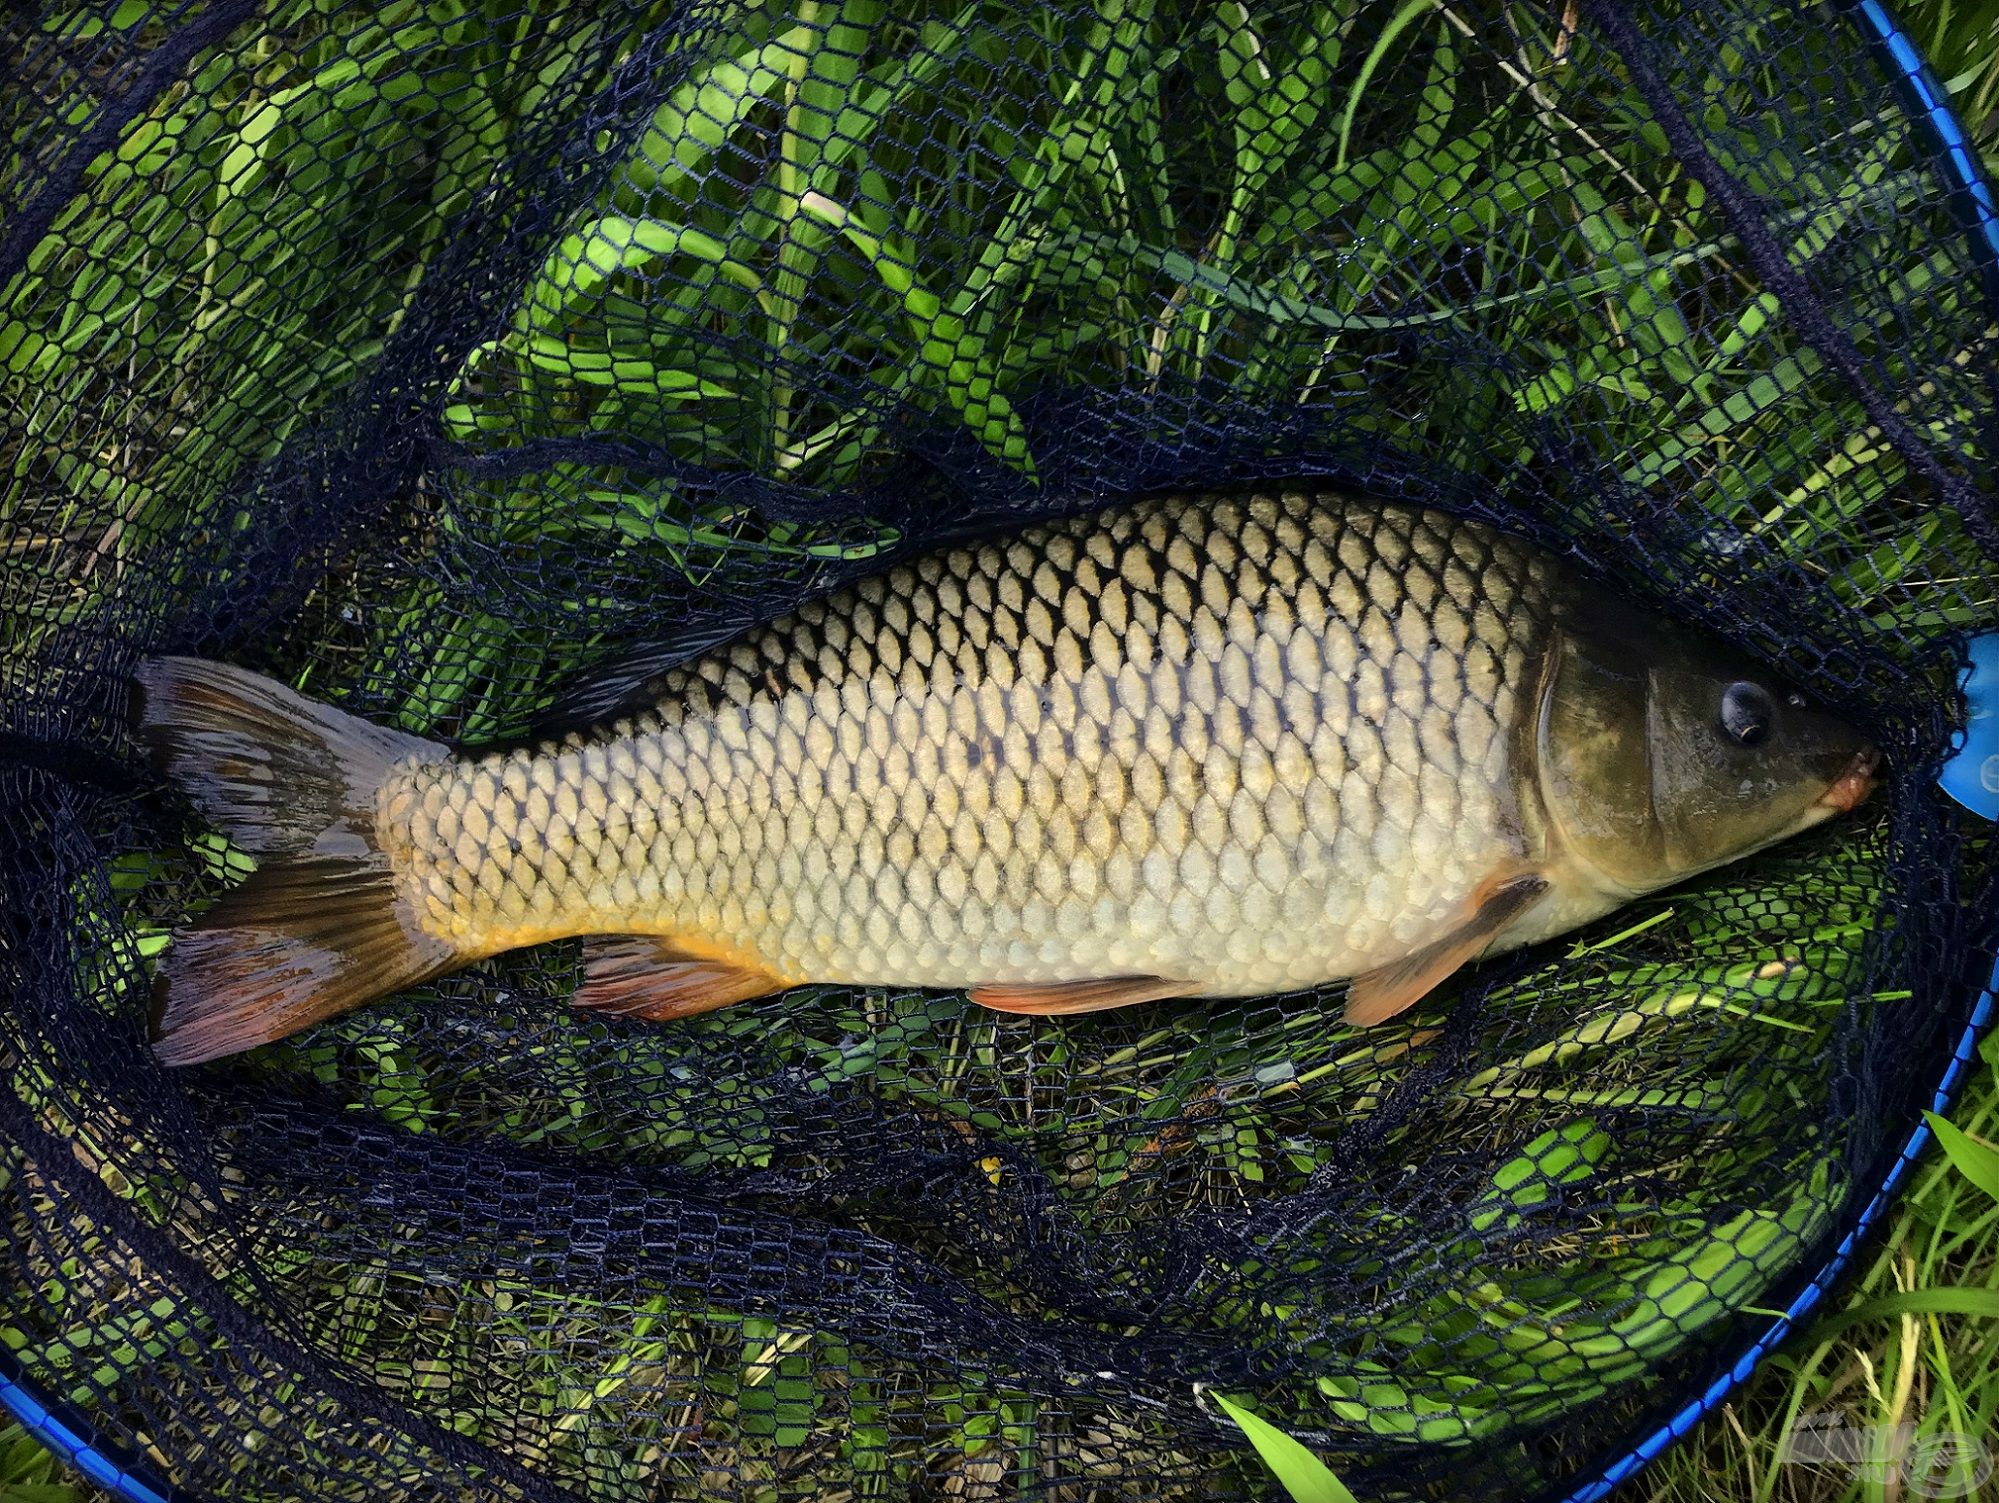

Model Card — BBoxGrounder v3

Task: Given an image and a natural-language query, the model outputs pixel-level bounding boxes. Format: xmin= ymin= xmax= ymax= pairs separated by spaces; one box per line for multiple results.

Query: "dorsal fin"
xmin=524 ymin=618 xmax=757 ymax=738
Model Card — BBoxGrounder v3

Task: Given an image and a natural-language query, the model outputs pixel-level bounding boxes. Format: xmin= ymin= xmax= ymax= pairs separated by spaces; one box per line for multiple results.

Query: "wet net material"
xmin=4 ymin=2 xmax=1998 ymax=1500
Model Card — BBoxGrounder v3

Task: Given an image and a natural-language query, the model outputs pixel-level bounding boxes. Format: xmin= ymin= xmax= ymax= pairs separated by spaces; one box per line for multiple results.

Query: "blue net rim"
xmin=1563 ymin=3 xmax=1999 ymax=1497
xmin=1561 ymin=966 xmax=1999 ymax=1501
xmin=0 ymin=1350 xmax=179 ymax=1503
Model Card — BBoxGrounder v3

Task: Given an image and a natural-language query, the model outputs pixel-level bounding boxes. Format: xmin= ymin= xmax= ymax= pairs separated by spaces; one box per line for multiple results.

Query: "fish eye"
xmin=1720 ymin=682 xmax=1775 ymax=747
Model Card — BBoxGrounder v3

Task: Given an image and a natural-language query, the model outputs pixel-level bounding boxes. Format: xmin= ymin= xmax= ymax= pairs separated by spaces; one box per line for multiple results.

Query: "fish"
xmin=133 ymin=489 xmax=1879 ymax=1065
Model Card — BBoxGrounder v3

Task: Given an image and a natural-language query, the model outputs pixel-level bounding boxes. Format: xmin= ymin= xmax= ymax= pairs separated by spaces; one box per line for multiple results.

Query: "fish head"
xmin=1535 ymin=601 xmax=1878 ymax=893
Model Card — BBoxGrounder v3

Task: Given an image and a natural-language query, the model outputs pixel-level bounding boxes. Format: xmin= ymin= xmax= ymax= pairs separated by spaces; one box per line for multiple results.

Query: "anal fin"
xmin=970 ymin=976 xmax=1197 ymax=1016
xmin=1344 ymin=872 xmax=1550 ymax=1027
xmin=574 ymin=936 xmax=786 ymax=1022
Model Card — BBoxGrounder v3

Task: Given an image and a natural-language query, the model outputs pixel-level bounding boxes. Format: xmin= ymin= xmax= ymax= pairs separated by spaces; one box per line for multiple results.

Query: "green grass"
xmin=4 ymin=0 xmax=1999 ymax=1500
xmin=1634 ymin=1032 xmax=1999 ymax=1503
xmin=0 ymin=1423 xmax=84 ymax=1503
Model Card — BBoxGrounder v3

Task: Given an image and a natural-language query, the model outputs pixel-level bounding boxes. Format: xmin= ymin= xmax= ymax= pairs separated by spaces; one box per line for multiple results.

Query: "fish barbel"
xmin=136 ymin=490 xmax=1877 ymax=1063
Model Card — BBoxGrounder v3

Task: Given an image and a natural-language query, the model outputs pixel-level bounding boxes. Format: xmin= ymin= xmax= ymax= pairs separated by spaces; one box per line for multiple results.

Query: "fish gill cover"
xmin=0 ymin=1 xmax=1995 ymax=1500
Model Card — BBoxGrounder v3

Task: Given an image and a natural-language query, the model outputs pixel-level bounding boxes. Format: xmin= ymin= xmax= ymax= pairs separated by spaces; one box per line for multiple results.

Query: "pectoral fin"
xmin=970 ymin=976 xmax=1197 ymax=1016
xmin=573 ymin=936 xmax=787 ymax=1021
xmin=1343 ymin=872 xmax=1550 ymax=1027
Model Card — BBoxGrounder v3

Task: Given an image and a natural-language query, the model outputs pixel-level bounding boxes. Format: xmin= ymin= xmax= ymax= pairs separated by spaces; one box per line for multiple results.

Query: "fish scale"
xmin=377 ymin=490 xmax=1559 ymax=994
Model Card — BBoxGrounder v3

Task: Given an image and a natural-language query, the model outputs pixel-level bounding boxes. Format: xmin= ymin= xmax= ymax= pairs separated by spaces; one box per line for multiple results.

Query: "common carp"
xmin=136 ymin=490 xmax=1878 ymax=1065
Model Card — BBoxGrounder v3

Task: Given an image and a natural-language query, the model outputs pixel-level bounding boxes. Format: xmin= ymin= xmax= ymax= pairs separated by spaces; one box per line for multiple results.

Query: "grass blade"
xmin=1924 ymin=1110 xmax=1999 ymax=1201
xmin=1211 ymin=1392 xmax=1360 ymax=1503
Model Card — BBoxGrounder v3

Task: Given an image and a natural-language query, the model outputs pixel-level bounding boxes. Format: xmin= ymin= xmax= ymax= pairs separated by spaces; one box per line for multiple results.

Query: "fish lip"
xmin=1816 ymin=743 xmax=1882 ymax=815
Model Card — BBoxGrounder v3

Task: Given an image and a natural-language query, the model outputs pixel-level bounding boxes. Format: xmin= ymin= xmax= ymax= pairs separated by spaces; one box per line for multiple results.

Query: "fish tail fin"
xmin=133 ymin=657 xmax=454 ymax=1065
xmin=148 ymin=861 xmax=455 ymax=1066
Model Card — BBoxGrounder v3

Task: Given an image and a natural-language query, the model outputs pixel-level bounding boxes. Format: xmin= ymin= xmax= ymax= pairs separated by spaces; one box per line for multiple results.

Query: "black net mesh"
xmin=4 ymin=1 xmax=1998 ymax=1499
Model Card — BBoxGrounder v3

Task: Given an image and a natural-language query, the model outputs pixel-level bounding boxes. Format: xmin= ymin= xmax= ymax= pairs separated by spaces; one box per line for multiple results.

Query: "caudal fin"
xmin=133 ymin=657 xmax=455 ymax=1066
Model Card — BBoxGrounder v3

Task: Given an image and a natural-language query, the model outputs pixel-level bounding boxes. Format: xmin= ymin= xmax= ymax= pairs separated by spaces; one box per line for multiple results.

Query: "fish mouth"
xmin=1816 ymin=744 xmax=1883 ymax=815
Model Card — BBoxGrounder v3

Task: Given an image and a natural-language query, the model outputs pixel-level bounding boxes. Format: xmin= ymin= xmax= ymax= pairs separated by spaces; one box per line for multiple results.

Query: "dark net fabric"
xmin=3 ymin=1 xmax=1998 ymax=1499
